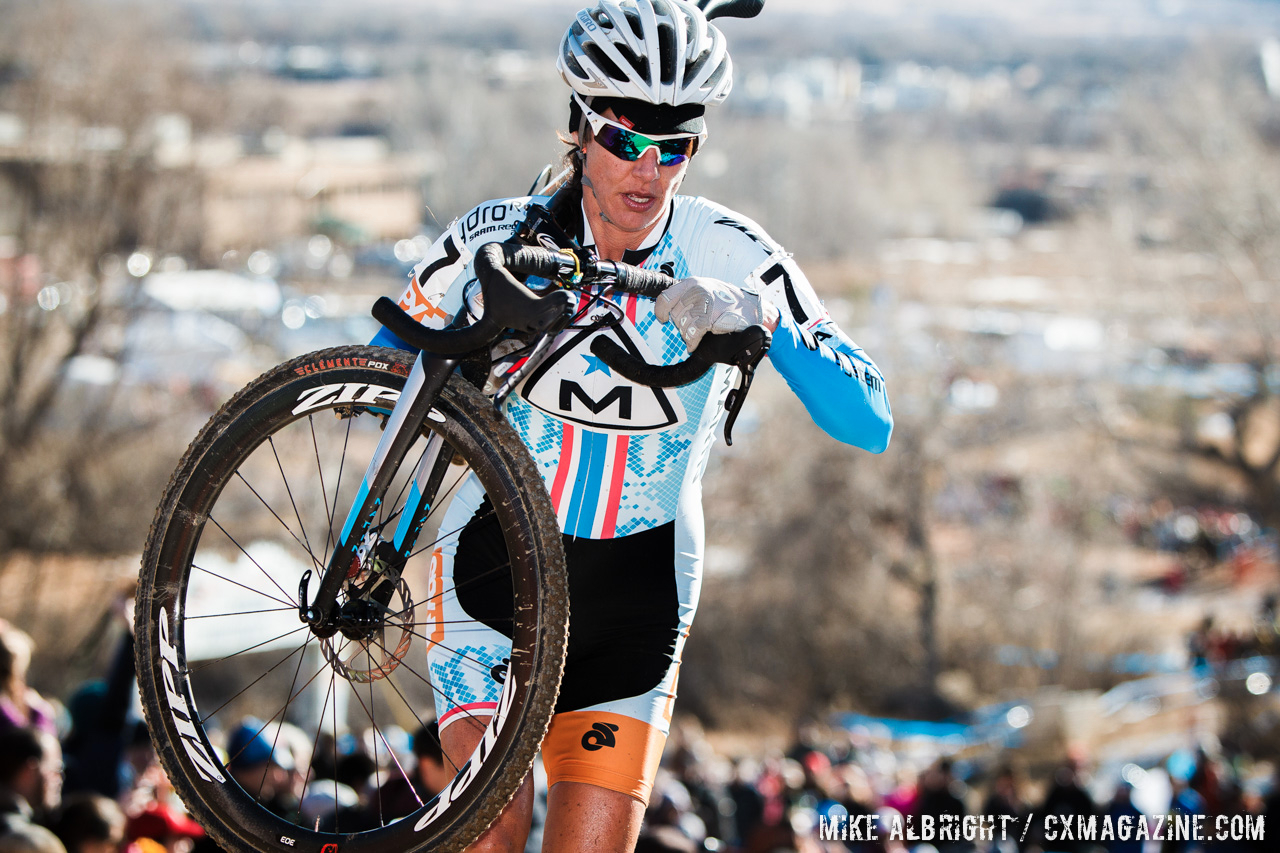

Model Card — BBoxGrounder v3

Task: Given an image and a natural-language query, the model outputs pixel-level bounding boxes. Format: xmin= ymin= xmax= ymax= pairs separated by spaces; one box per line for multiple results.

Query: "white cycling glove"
xmin=653 ymin=276 xmax=779 ymax=352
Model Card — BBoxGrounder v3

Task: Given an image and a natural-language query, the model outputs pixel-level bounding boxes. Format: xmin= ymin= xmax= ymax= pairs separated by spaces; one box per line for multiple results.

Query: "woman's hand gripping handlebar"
xmin=568 ymin=251 xmax=771 ymax=445
xmin=370 ymin=239 xmax=771 ymax=444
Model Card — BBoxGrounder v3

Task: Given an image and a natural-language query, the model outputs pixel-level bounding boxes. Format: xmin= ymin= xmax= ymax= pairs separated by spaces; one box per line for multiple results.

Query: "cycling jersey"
xmin=372 ymin=192 xmax=891 ymax=802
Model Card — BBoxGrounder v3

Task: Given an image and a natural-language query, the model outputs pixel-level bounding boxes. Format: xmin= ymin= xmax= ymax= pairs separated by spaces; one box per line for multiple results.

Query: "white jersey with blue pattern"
xmin=374 ymin=191 xmax=891 ymax=732
xmin=373 ymin=193 xmax=893 ymax=541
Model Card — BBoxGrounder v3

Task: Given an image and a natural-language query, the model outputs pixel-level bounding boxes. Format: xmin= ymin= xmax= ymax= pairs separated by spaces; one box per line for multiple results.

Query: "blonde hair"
xmin=0 ymin=622 xmax=35 ymax=709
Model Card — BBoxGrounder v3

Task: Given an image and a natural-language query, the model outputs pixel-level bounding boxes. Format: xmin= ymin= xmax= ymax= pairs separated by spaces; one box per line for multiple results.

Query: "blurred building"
xmin=200 ymin=136 xmax=439 ymax=256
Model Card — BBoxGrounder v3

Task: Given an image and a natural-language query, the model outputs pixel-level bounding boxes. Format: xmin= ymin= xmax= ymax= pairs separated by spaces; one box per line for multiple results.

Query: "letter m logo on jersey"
xmin=520 ymin=322 xmax=685 ymax=433
xmin=560 ymin=382 xmax=632 ymax=419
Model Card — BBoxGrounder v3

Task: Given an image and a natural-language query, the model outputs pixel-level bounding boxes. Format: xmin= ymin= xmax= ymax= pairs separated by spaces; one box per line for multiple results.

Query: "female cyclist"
xmin=370 ymin=1 xmax=893 ymax=849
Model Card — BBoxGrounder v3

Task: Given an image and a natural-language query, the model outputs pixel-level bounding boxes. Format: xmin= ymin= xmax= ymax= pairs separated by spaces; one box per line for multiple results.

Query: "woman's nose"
xmin=631 ymin=145 xmax=661 ymax=178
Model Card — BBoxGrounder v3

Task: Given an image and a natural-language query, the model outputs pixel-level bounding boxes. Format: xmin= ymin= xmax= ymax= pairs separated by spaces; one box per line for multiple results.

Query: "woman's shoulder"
xmin=449 ymin=195 xmax=537 ymax=249
xmin=671 ymin=195 xmax=785 ymax=256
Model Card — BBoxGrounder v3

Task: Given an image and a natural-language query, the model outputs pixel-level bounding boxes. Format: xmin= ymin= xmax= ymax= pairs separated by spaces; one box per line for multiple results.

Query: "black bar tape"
xmin=371 ymin=297 xmax=502 ymax=355
xmin=501 ymin=244 xmax=573 ymax=279
xmin=590 ymin=337 xmax=711 ymax=388
xmin=688 ymin=326 xmax=771 ymax=366
xmin=609 ymin=263 xmax=675 ymax=298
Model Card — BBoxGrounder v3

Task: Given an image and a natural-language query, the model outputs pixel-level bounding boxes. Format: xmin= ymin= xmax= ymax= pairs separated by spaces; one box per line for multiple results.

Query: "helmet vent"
xmin=657 ymin=22 xmax=676 ymax=85
xmin=584 ymin=43 xmax=626 ymax=82
xmin=621 ymin=47 xmax=650 ymax=80
xmin=623 ymin=7 xmax=644 ymax=39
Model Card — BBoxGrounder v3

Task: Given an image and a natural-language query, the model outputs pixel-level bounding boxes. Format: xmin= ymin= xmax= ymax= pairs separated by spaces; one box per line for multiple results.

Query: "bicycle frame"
xmin=299 ymin=351 xmax=458 ymax=630
xmin=297 ymin=209 xmax=770 ymax=628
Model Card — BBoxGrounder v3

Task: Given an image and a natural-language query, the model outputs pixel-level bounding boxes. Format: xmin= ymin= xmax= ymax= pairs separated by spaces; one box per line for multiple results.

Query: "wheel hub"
xmin=321 ymin=576 xmax=416 ymax=684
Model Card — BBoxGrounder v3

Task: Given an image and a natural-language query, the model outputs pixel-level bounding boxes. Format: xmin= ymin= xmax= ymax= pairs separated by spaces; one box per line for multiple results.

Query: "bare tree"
xmin=1118 ymin=45 xmax=1280 ymax=527
xmin=0 ymin=0 xmax=207 ymax=556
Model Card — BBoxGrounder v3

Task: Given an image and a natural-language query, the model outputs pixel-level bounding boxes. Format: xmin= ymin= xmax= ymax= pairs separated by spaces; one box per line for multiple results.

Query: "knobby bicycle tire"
xmin=136 ymin=346 xmax=568 ymax=853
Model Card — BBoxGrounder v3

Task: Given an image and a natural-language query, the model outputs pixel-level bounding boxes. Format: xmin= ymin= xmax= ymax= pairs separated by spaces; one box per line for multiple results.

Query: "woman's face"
xmin=577 ymin=110 xmax=691 ymax=247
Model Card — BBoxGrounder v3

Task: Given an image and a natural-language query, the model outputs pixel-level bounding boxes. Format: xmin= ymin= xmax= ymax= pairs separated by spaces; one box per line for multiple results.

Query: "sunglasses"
xmin=575 ymin=93 xmax=705 ymax=167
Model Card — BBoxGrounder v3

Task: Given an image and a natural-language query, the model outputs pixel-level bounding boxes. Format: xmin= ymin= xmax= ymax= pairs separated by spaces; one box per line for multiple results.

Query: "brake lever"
xmin=718 ymin=327 xmax=770 ymax=446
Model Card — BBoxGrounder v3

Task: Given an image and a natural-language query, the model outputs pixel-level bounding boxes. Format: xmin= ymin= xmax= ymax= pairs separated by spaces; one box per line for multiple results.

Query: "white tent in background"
xmin=144 ymin=270 xmax=283 ymax=316
xmin=182 ymin=541 xmax=348 ymax=735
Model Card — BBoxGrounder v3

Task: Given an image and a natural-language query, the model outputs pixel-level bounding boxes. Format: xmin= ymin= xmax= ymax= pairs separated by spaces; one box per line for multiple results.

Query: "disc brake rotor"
xmin=322 ymin=577 xmax=415 ymax=684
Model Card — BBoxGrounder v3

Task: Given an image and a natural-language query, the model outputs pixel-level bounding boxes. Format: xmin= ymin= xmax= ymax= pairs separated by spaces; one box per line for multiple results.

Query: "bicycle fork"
xmin=298 ymin=352 xmax=457 ymax=636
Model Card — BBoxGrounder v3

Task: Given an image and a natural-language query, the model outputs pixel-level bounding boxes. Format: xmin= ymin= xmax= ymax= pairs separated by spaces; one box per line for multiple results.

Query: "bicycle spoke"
xmin=299 ymin=662 xmax=335 ymax=821
xmin=372 ymin=558 xmax=514 ymax=629
xmin=185 ymin=624 xmax=311 ymax=676
xmin=418 ymin=561 xmax=511 ymax=609
xmin=362 ymin=662 xmax=381 ymax=827
xmin=196 ymin=641 xmax=309 ymax=721
xmin=268 ymin=435 xmax=321 ymax=570
xmin=256 ymin=632 xmax=314 ymax=803
xmin=205 ymin=517 xmax=299 ymax=607
xmin=406 ymin=466 xmax=477 ymax=561
xmin=365 ymin=637 xmax=456 ymax=778
xmin=331 ymin=662 xmax=342 ymax=835
xmin=394 ymin=623 xmax=510 ymax=681
xmin=350 ymin=631 xmax=497 ymax=763
xmin=225 ymin=655 xmax=336 ymax=768
xmin=378 ymin=686 xmax=437 ymax=793
xmin=184 ymin=606 xmax=297 ymax=620
xmin=233 ymin=470 xmax=323 ymax=573
xmin=308 ymin=415 xmax=335 ymax=566
xmin=189 ymin=563 xmax=294 ymax=610
xmin=386 ymin=614 xmax=514 ymax=628
xmin=325 ymin=413 xmax=355 ymax=563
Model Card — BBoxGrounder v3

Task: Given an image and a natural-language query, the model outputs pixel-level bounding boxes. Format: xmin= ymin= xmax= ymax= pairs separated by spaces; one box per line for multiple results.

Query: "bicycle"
xmin=133 ymin=174 xmax=771 ymax=851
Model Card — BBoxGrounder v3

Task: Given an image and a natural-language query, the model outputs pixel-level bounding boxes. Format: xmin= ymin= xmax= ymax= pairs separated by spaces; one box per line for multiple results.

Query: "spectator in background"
xmin=0 ymin=823 xmax=66 ymax=853
xmin=980 ymin=765 xmax=1029 ymax=852
xmin=50 ymin=795 xmax=125 ymax=853
xmin=61 ymin=596 xmax=136 ymax=800
xmin=125 ymin=802 xmax=204 ymax=853
xmin=367 ymin=721 xmax=452 ymax=822
xmin=634 ymin=824 xmax=698 ymax=853
xmin=1 ymin=728 xmax=63 ymax=837
xmin=727 ymin=758 xmax=766 ymax=850
xmin=0 ymin=624 xmax=56 ymax=737
xmin=335 ymin=750 xmax=376 ymax=799
xmin=883 ymin=766 xmax=919 ymax=818
xmin=914 ymin=759 xmax=971 ymax=853
xmin=1038 ymin=755 xmax=1097 ymax=853
xmin=225 ymin=720 xmax=297 ymax=821
xmin=1188 ymin=617 xmax=1214 ymax=672
xmin=1101 ymin=783 xmax=1142 ymax=853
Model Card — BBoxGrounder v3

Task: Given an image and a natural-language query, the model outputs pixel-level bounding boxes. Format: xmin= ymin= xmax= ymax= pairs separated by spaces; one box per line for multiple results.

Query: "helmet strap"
xmin=569 ymin=94 xmax=592 ymax=147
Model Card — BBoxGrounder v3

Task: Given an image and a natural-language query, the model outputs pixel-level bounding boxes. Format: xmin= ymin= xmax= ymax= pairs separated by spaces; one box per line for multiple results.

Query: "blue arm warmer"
xmin=767 ymin=316 xmax=893 ymax=453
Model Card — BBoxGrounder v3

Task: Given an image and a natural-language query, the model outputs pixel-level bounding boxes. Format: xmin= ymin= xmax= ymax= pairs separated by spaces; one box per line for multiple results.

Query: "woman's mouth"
xmin=622 ymin=192 xmax=655 ymax=211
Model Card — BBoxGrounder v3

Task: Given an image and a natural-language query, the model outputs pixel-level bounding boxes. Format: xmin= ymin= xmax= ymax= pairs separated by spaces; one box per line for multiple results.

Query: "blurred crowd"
xmin=5 ymin=611 xmax=1280 ymax=853
xmin=639 ymin=723 xmax=1280 ymax=853
xmin=1110 ymin=500 xmax=1278 ymax=593
xmin=1186 ymin=594 xmax=1280 ymax=670
xmin=0 ymin=607 xmax=462 ymax=853
xmin=1 ymin=611 xmax=209 ymax=853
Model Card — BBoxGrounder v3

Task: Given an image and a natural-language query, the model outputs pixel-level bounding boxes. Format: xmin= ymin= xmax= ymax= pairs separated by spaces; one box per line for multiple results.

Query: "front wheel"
xmin=136 ymin=346 xmax=568 ymax=853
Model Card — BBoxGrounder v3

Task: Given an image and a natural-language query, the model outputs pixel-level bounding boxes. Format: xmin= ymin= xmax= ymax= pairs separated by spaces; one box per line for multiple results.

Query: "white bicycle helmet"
xmin=558 ymin=0 xmax=733 ymax=107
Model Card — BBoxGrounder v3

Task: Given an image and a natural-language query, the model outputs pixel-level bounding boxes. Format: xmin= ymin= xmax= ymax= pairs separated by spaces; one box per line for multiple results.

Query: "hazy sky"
xmin=410 ymin=0 xmax=1279 ymax=34
xmin=426 ymin=0 xmax=1252 ymax=16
